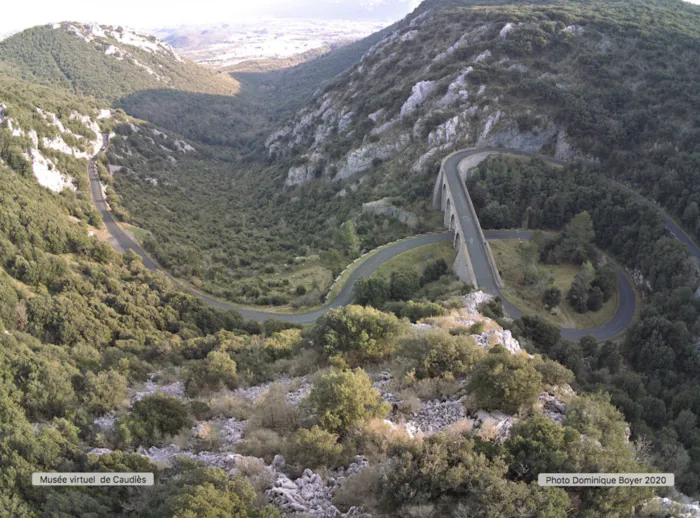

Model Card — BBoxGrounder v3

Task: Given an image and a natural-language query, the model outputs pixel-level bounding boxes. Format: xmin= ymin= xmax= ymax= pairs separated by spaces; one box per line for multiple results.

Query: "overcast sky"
xmin=2 ymin=0 xmax=699 ymax=37
xmin=0 ymin=0 xmax=422 ymax=36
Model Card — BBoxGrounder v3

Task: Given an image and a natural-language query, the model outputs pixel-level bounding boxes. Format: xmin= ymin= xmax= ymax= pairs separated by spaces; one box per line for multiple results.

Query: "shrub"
xmin=377 ymin=433 xmax=571 ymax=516
xmin=145 ymin=459 xmax=264 ymax=518
xmin=516 ymin=315 xmax=561 ymax=351
xmin=263 ymin=329 xmax=301 ymax=360
xmin=311 ymin=305 xmax=403 ymax=365
xmin=505 ymin=414 xmax=581 ymax=482
xmin=382 ymin=300 xmax=447 ymax=322
xmin=398 ymin=328 xmax=485 ymax=380
xmin=304 ymin=368 xmax=390 ymax=436
xmin=389 ymin=270 xmax=421 ymax=301
xmin=420 ymin=258 xmax=449 ymax=285
xmin=82 ymin=370 xmax=128 ymax=414
xmin=185 ymin=349 xmax=238 ymax=395
xmin=467 ymin=346 xmax=543 ymax=414
xmin=284 ymin=426 xmax=344 ymax=472
xmin=236 ymin=429 xmax=286 ymax=463
xmin=478 ymin=297 xmax=504 ymax=319
xmin=355 ymin=277 xmax=390 ymax=307
xmin=534 ymin=357 xmax=575 ymax=387
xmin=247 ymin=387 xmax=301 ymax=434
xmin=333 ymin=466 xmax=383 ymax=511
xmin=542 ymin=286 xmax=562 ymax=310
xmin=587 ymin=286 xmax=604 ymax=311
xmin=119 ymin=394 xmax=193 ymax=447
xmin=469 ymin=321 xmax=485 ymax=335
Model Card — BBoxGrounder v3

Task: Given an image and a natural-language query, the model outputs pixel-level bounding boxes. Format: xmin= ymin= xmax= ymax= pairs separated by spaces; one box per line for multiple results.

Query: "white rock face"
xmin=428 ymin=115 xmax=462 ymax=147
xmin=412 ymin=145 xmax=450 ymax=173
xmin=23 ymin=148 xmax=75 ymax=193
xmin=437 ymin=67 xmax=472 ymax=107
xmin=368 ymin=109 xmax=385 ymax=123
xmin=433 ymin=33 xmax=469 ymax=62
xmin=400 ymin=30 xmax=418 ymax=42
xmin=335 ymin=134 xmax=411 ymax=180
xmin=362 ymin=198 xmax=418 ymax=227
xmin=60 ymin=22 xmax=184 ymax=62
xmin=93 ymin=414 xmax=117 ymax=431
xmin=473 ymin=327 xmax=524 ymax=355
xmin=645 ymin=497 xmax=700 ymax=518
xmin=508 ymin=63 xmax=528 ymax=72
xmin=338 ymin=111 xmax=354 ymax=133
xmin=478 ymin=110 xmax=502 ymax=141
xmin=401 ymin=81 xmax=438 ymax=116
xmin=462 ymin=291 xmax=494 ymax=315
xmin=563 ymin=25 xmax=585 ymax=36
xmin=474 ymin=49 xmax=492 ymax=63
xmin=285 ymin=153 xmax=325 ymax=187
xmin=500 ymin=23 xmax=515 ymax=38
xmin=174 ymin=140 xmax=196 ymax=153
xmin=539 ymin=392 xmax=567 ymax=424
xmin=370 ymin=119 xmax=398 ymax=136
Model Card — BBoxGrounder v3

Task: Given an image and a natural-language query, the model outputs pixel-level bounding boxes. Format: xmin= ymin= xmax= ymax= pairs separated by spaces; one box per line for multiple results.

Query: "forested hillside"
xmin=0 ymin=105 xmax=661 ymax=514
xmin=1 ymin=0 xmax=699 ymax=515
xmin=0 ymin=23 xmax=239 ymax=100
xmin=106 ymin=0 xmax=700 ymax=311
xmin=469 ymin=155 xmax=700 ymax=496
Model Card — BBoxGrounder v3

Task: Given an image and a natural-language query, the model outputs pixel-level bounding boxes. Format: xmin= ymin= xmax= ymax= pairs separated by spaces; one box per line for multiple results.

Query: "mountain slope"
xmin=267 ymin=0 xmax=700 ymax=190
xmin=98 ymin=0 xmax=700 ymax=500
xmin=0 ymin=23 xmax=239 ymax=100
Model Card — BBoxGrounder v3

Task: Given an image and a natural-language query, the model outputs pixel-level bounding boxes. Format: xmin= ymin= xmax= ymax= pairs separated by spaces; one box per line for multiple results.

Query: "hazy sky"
xmin=2 ymin=0 xmax=699 ymax=37
xmin=0 ymin=0 xmax=422 ymax=35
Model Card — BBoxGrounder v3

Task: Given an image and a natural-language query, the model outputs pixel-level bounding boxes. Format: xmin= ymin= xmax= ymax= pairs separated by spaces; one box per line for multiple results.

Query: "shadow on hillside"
xmin=118 ymin=84 xmax=270 ymax=150
xmin=117 ymin=23 xmax=392 ymax=150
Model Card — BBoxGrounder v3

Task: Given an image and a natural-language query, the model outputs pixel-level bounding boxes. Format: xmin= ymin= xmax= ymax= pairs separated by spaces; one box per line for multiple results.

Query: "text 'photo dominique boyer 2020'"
xmin=1 ymin=0 xmax=700 ymax=516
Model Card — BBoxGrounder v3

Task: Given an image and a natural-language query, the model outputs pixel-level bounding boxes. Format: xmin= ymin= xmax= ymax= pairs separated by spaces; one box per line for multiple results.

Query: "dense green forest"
xmin=0 ymin=24 xmax=239 ymax=101
xmin=0 ymin=143 xmax=657 ymax=514
xmin=104 ymin=124 xmax=435 ymax=306
xmin=1 ymin=0 xmax=700 ymax=514
xmin=470 ymin=155 xmax=700 ymax=495
xmin=97 ymin=0 xmax=700 ymax=313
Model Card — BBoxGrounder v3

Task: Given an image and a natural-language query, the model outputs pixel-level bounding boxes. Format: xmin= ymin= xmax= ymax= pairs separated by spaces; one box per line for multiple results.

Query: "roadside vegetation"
xmin=471 ymin=155 xmax=700 ymax=496
xmin=490 ymin=232 xmax=620 ymax=329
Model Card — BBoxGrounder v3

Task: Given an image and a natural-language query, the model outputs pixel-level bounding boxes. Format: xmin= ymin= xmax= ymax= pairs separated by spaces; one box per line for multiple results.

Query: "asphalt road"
xmin=614 ymin=181 xmax=700 ymax=259
xmin=89 ymin=143 xmax=694 ymax=340
xmin=483 ymin=231 xmax=635 ymax=341
xmin=89 ymin=138 xmax=160 ymax=271
xmin=181 ymin=232 xmax=454 ymax=323
xmin=442 ymin=148 xmax=639 ymax=340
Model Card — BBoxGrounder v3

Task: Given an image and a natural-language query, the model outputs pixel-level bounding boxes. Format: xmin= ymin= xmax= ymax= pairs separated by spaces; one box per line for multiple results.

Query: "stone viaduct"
xmin=432 ymin=149 xmax=504 ymax=293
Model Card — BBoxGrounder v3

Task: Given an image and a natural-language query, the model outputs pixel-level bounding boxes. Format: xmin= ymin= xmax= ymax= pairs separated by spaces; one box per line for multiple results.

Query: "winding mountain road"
xmin=88 ymin=140 xmax=696 ymax=340
xmin=442 ymin=148 xmax=639 ymax=340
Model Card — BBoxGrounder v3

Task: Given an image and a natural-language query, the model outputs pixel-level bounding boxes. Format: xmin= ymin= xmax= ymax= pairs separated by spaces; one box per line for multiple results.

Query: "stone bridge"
xmin=432 ymin=149 xmax=508 ymax=293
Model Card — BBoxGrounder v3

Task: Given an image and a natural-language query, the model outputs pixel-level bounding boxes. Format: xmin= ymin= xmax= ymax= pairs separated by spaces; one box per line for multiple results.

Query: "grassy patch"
xmin=489 ymin=239 xmax=620 ymax=329
xmin=122 ymin=223 xmax=152 ymax=243
xmin=371 ymin=242 xmax=456 ymax=281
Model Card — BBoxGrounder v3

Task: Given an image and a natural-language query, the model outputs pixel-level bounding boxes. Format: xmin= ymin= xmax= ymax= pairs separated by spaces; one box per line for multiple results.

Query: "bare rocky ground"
xmin=88 ymin=295 xmax=572 ymax=516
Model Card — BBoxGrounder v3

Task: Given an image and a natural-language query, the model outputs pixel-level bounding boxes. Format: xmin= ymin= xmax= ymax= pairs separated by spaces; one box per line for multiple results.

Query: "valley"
xmin=1 ymin=0 xmax=700 ymax=516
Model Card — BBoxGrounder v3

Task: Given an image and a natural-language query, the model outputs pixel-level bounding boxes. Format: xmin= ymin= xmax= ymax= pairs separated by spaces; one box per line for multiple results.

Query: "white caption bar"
xmin=33 ymin=473 xmax=154 ymax=486
xmin=538 ymin=473 xmax=674 ymax=487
